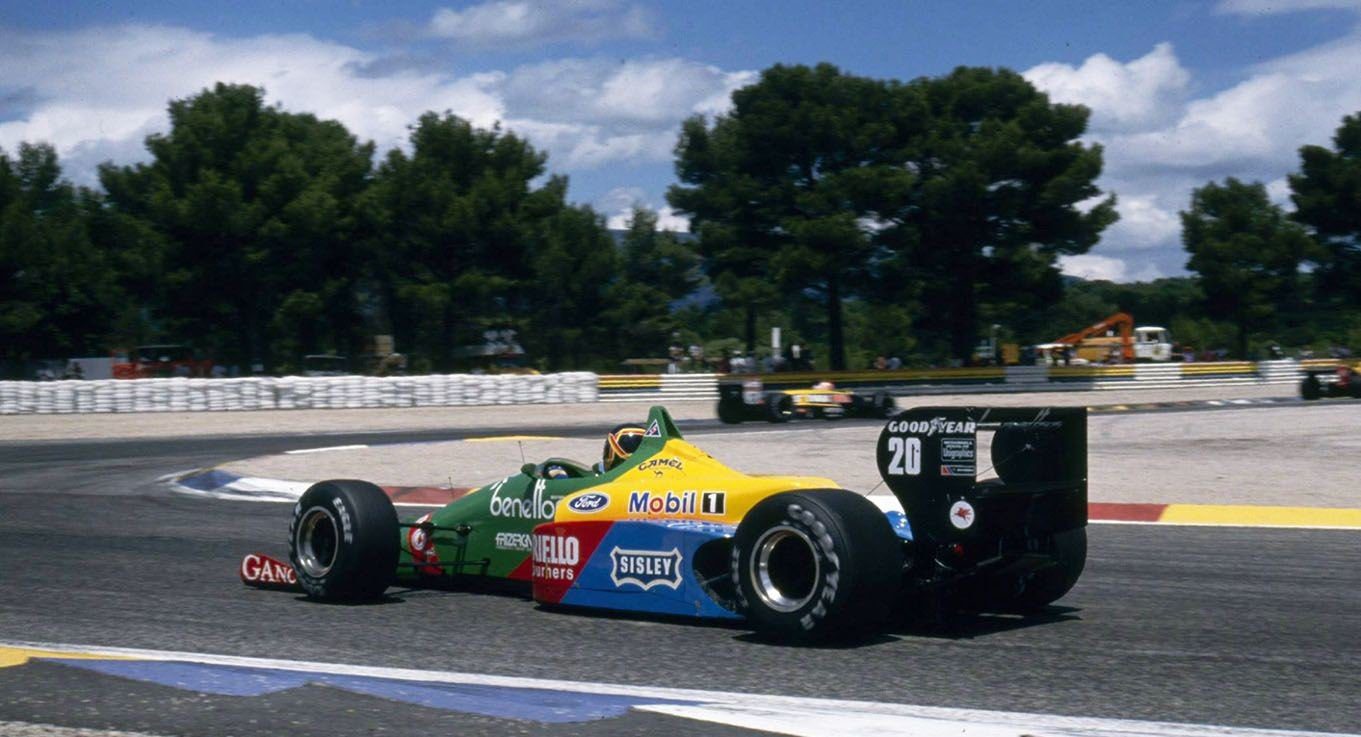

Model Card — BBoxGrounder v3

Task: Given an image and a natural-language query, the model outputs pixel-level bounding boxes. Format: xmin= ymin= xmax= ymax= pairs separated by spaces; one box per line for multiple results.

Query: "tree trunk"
xmin=744 ymin=302 xmax=757 ymax=354
xmin=827 ymin=275 xmax=845 ymax=370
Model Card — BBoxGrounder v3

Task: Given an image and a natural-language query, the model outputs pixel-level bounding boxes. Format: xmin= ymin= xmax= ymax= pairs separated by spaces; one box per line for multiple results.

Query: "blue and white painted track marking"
xmin=2 ymin=641 xmax=1354 ymax=737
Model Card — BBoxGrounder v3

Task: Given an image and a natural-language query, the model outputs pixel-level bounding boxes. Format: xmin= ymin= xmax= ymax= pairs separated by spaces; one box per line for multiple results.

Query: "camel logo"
xmin=608 ymin=547 xmax=683 ymax=590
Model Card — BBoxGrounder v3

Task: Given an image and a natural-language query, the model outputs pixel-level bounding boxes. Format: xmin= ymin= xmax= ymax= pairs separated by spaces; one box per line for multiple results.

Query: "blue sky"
xmin=4 ymin=0 xmax=1361 ymax=281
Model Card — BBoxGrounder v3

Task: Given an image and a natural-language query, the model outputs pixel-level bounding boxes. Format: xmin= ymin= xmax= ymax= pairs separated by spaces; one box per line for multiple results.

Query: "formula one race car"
xmin=244 ymin=405 xmax=1087 ymax=640
xmin=1300 ymin=363 xmax=1361 ymax=400
xmin=716 ymin=379 xmax=895 ymax=423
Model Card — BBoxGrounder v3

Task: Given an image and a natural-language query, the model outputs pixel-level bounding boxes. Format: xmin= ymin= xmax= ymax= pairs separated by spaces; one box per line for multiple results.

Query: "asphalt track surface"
xmin=2 ymin=399 xmax=1360 ymax=736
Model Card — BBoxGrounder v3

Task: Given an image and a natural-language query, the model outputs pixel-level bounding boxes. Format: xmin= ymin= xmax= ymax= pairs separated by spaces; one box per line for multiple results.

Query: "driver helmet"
xmin=601 ymin=423 xmax=646 ymax=471
xmin=813 ymin=381 xmax=835 ymax=390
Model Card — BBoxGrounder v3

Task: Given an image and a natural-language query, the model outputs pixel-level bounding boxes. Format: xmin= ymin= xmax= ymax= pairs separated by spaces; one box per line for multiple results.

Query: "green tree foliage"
xmin=1289 ymin=112 xmax=1361 ymax=305
xmin=358 ymin=112 xmax=606 ymax=370
xmin=605 ymin=207 xmax=700 ymax=360
xmin=885 ymin=67 xmax=1117 ymax=361
xmin=100 ymin=83 xmax=375 ymax=372
xmin=523 ymin=194 xmax=620 ymax=369
xmin=1182 ymin=178 xmax=1318 ymax=358
xmin=671 ymin=64 xmax=1116 ymax=367
xmin=0 ymin=143 xmax=121 ymax=372
xmin=670 ymin=64 xmax=901 ymax=369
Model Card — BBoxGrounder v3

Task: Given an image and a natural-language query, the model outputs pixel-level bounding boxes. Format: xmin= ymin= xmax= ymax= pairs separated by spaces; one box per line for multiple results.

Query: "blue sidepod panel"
xmin=559 ymin=519 xmax=741 ymax=620
xmin=548 ymin=510 xmax=910 ymax=620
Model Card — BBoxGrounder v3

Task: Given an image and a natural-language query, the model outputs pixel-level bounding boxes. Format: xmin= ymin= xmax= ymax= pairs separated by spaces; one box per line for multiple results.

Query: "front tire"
xmin=765 ymin=393 xmax=793 ymax=423
xmin=732 ymin=490 xmax=902 ymax=639
xmin=289 ymin=479 xmax=399 ymax=601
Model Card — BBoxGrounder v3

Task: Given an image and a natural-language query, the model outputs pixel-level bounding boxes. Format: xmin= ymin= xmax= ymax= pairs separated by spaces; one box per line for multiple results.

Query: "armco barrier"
xmin=0 ymin=372 xmax=598 ymax=414
xmin=598 ymin=373 xmax=719 ymax=402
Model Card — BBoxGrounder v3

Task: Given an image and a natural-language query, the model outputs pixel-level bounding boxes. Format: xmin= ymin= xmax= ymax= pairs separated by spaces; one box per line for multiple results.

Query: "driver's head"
xmin=602 ymin=423 xmax=646 ymax=471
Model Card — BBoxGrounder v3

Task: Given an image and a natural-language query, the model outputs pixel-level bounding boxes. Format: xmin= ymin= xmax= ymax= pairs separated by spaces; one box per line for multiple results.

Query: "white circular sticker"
xmin=948 ymin=500 xmax=976 ymax=530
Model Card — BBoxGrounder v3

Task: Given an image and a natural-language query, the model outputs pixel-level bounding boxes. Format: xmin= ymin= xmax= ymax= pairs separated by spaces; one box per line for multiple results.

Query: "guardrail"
xmin=0 ymin=372 xmax=598 ymax=414
xmin=596 ymin=359 xmax=1312 ymax=402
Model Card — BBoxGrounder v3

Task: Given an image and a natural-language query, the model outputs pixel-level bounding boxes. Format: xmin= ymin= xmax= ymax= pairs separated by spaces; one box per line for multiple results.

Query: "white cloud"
xmin=1027 ymin=32 xmax=1361 ymax=281
xmin=1216 ymin=0 xmax=1361 ymax=15
xmin=427 ymin=0 xmax=655 ymax=47
xmin=0 ymin=24 xmax=752 ymax=183
xmin=1103 ymin=194 xmax=1183 ymax=251
xmin=1059 ymin=254 xmax=1162 ymax=283
xmin=0 ymin=24 xmax=504 ymax=170
xmin=1024 ymin=43 xmax=1190 ymax=133
xmin=598 ymin=186 xmax=690 ymax=231
xmin=500 ymin=57 xmax=754 ymax=126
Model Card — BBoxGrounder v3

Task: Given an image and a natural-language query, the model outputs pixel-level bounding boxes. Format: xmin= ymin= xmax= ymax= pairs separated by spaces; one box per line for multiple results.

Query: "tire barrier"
xmin=0 ymin=360 xmax=1322 ymax=414
xmin=0 ymin=372 xmax=598 ymax=414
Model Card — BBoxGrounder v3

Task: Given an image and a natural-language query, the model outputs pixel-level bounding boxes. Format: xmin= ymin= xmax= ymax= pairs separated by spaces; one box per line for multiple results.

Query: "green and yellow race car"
xmin=717 ymin=379 xmax=895 ymax=423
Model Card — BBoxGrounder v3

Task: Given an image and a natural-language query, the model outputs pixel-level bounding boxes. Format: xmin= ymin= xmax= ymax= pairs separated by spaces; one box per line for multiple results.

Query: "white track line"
xmin=284 ymin=444 xmax=369 ymax=455
xmin=2 ymin=640 xmax=1352 ymax=737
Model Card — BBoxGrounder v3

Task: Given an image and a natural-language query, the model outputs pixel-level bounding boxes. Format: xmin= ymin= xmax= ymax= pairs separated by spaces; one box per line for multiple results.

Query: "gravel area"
xmin=218 ymin=399 xmax=1361 ymax=508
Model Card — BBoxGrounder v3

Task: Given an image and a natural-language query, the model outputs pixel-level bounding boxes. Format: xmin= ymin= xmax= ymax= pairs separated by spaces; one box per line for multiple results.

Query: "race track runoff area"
xmin=1 ymin=384 xmax=1359 ymax=737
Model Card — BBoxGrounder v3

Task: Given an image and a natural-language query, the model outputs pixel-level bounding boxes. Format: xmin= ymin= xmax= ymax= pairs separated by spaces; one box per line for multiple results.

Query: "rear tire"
xmin=732 ymin=490 xmax=902 ymax=639
xmin=1301 ymin=375 xmax=1321 ymax=400
xmin=289 ymin=479 xmax=399 ymax=601
xmin=717 ymin=397 xmax=745 ymax=424
xmin=1004 ymin=527 xmax=1087 ymax=612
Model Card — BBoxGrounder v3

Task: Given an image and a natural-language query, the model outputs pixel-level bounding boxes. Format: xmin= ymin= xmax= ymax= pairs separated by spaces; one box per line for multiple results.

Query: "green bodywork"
xmin=394 ymin=411 xmax=676 ymax=584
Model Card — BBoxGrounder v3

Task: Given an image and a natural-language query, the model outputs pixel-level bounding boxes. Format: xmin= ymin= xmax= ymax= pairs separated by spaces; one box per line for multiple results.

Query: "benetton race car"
xmin=243 ymin=405 xmax=1087 ymax=639
xmin=1300 ymin=362 xmax=1361 ymax=400
xmin=717 ymin=379 xmax=895 ymax=423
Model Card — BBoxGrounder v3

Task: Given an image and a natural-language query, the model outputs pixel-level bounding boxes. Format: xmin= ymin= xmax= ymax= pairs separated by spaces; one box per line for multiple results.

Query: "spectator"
xmin=873 ymin=355 xmax=888 ymax=370
xmin=887 ymin=355 xmax=902 ymax=370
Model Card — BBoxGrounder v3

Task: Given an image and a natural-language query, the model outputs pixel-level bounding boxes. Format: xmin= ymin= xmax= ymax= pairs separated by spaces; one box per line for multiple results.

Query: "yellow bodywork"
xmin=554 ymin=437 xmax=840 ymax=526
xmin=781 ymin=388 xmax=853 ymax=409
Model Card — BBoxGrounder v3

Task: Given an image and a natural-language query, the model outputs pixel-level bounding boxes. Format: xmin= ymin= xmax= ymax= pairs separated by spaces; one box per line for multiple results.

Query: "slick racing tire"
xmin=717 ymin=397 xmax=746 ymax=424
xmin=289 ymin=479 xmax=399 ymax=601
xmin=765 ymin=393 xmax=794 ymax=423
xmin=871 ymin=391 xmax=895 ymax=419
xmin=1005 ymin=527 xmax=1087 ymax=613
xmin=991 ymin=422 xmax=1065 ymax=484
xmin=1300 ymin=375 xmax=1321 ymax=400
xmin=732 ymin=490 xmax=903 ymax=640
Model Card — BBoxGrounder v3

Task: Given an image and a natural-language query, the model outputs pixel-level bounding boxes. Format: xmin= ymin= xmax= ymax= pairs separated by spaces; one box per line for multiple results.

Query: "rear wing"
xmin=875 ymin=407 xmax=1087 ymax=548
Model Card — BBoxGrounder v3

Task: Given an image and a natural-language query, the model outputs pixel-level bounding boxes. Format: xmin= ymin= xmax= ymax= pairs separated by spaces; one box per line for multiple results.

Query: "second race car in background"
xmin=1300 ymin=362 xmax=1361 ymax=400
xmin=717 ymin=379 xmax=895 ymax=423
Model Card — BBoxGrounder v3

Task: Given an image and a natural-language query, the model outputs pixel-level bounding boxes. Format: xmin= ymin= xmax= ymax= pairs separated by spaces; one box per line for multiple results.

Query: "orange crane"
xmin=1054 ymin=312 xmax=1134 ymax=363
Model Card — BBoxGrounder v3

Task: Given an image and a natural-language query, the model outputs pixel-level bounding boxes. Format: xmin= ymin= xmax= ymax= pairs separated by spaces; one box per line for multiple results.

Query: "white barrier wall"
xmin=0 ymin=372 xmax=599 ymax=414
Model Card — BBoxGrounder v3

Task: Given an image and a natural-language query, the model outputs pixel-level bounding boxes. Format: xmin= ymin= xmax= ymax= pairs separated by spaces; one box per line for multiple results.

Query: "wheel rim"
xmin=296 ymin=506 xmax=339 ymax=577
xmin=750 ymin=525 xmax=820 ymax=613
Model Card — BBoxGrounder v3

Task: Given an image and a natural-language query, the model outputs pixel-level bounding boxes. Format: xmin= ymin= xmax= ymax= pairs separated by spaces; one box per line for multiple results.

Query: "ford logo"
xmin=567 ymin=492 xmax=610 ymax=513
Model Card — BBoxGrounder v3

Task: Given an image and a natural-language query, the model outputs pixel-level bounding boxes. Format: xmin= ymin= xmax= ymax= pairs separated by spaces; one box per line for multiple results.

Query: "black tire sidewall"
xmin=732 ymin=490 xmax=901 ymax=638
xmin=1007 ymin=527 xmax=1087 ymax=612
xmin=765 ymin=393 xmax=792 ymax=423
xmin=717 ymin=398 xmax=745 ymax=424
xmin=289 ymin=480 xmax=399 ymax=601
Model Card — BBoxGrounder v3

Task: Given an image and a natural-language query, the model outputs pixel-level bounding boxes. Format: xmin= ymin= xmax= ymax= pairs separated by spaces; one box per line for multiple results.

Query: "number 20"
xmin=886 ymin=436 xmax=921 ymax=476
